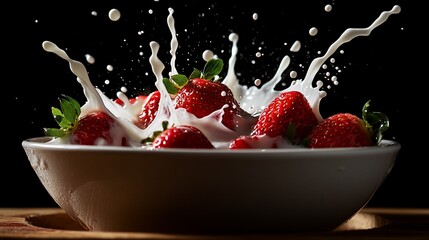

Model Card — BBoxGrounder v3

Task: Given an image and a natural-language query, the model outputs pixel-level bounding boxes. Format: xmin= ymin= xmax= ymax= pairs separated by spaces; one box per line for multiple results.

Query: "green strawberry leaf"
xmin=362 ymin=100 xmax=390 ymax=145
xmin=45 ymin=95 xmax=81 ymax=138
xmin=285 ymin=123 xmax=297 ymax=144
xmin=163 ymin=74 xmax=190 ymax=94
xmin=141 ymin=121 xmax=170 ymax=144
xmin=300 ymin=137 xmax=310 ymax=148
xmin=51 ymin=107 xmax=70 ymax=128
xmin=61 ymin=96 xmax=80 ymax=123
xmin=189 ymin=68 xmax=201 ymax=79
xmin=43 ymin=127 xmax=67 ymax=138
xmin=163 ymin=77 xmax=179 ymax=94
xmin=51 ymin=107 xmax=63 ymax=117
xmin=201 ymin=58 xmax=224 ymax=80
xmin=171 ymin=74 xmax=189 ymax=87
xmin=53 ymin=113 xmax=72 ymax=130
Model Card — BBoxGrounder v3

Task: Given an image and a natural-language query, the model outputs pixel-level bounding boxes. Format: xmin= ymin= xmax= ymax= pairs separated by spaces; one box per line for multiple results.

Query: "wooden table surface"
xmin=1 ymin=207 xmax=428 ymax=239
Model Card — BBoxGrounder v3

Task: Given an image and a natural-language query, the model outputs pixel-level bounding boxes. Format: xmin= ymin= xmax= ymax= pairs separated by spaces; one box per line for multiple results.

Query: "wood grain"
xmin=1 ymin=208 xmax=429 ymax=239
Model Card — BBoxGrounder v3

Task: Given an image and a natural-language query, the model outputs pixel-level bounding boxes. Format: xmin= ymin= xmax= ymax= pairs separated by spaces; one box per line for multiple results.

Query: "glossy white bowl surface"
xmin=22 ymin=137 xmax=400 ymax=234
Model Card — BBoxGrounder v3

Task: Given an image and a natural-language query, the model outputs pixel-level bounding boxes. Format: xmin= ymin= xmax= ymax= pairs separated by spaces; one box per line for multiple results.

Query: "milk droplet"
xmin=91 ymin=11 xmax=98 ymax=16
xmin=252 ymin=13 xmax=258 ymax=20
xmin=309 ymin=27 xmax=318 ymax=36
xmin=109 ymin=9 xmax=121 ymax=21
xmin=290 ymin=71 xmax=298 ymax=78
xmin=256 ymin=52 xmax=262 ymax=57
xmin=104 ymin=80 xmax=110 ymax=85
xmin=85 ymin=54 xmax=95 ymax=64
xmin=121 ymin=86 xmax=127 ymax=93
xmin=325 ymin=4 xmax=332 ymax=12
xmin=107 ymin=65 xmax=113 ymax=71
xmin=254 ymin=79 xmax=261 ymax=86
xmin=202 ymin=50 xmax=214 ymax=61
xmin=290 ymin=40 xmax=301 ymax=52
xmin=229 ymin=33 xmax=239 ymax=42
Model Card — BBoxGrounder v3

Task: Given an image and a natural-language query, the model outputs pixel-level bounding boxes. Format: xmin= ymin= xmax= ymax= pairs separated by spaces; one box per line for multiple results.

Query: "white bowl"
xmin=22 ymin=136 xmax=400 ymax=234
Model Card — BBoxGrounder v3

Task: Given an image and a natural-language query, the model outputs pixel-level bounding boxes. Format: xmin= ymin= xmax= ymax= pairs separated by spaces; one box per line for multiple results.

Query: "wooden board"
xmin=1 ymin=208 xmax=429 ymax=239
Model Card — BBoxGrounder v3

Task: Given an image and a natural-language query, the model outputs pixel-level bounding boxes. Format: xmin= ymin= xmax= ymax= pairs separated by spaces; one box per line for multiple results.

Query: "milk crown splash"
xmin=42 ymin=5 xmax=401 ymax=148
xmin=222 ymin=5 xmax=401 ymax=121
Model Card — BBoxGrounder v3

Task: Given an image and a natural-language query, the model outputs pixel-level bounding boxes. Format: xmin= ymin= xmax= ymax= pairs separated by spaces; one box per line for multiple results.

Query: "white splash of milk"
xmin=221 ymin=5 xmax=401 ymax=122
xmin=167 ymin=8 xmax=179 ymax=76
xmin=42 ymin=5 xmax=401 ymax=148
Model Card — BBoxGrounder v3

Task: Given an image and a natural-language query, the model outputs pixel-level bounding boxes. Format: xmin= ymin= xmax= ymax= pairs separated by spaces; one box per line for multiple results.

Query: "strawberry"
xmin=165 ymin=59 xmax=240 ymax=130
xmin=251 ymin=90 xmax=318 ymax=144
xmin=44 ymin=95 xmax=128 ymax=146
xmin=114 ymin=95 xmax=147 ymax=106
xmin=307 ymin=100 xmax=389 ymax=148
xmin=145 ymin=122 xmax=214 ymax=149
xmin=229 ymin=135 xmax=284 ymax=149
xmin=136 ymin=90 xmax=161 ymax=129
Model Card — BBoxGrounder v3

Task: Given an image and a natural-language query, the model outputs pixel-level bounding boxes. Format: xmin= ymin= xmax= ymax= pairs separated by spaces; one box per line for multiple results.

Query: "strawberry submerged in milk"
xmin=43 ymin=6 xmax=400 ymax=149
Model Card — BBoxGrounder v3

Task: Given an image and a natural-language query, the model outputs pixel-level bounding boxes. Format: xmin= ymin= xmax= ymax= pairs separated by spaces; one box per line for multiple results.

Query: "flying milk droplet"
xmin=309 ymin=27 xmax=318 ymax=36
xmin=325 ymin=4 xmax=332 ymax=12
xmin=202 ymin=50 xmax=214 ymax=61
xmin=290 ymin=40 xmax=301 ymax=52
xmin=109 ymin=9 xmax=121 ymax=21
xmin=85 ymin=54 xmax=95 ymax=64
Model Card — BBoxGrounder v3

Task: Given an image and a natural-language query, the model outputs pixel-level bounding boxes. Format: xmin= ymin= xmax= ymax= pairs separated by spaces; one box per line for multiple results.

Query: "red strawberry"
xmin=71 ymin=111 xmax=125 ymax=145
xmin=166 ymin=59 xmax=240 ymax=130
xmin=151 ymin=124 xmax=214 ymax=149
xmin=175 ymin=79 xmax=239 ymax=130
xmin=114 ymin=95 xmax=147 ymax=106
xmin=136 ymin=90 xmax=161 ymax=129
xmin=307 ymin=100 xmax=389 ymax=148
xmin=229 ymin=135 xmax=283 ymax=149
xmin=44 ymin=95 xmax=128 ymax=146
xmin=252 ymin=90 xmax=318 ymax=144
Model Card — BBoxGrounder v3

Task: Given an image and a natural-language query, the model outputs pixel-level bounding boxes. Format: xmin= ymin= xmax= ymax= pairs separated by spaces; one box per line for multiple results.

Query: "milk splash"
xmin=42 ymin=5 xmax=401 ymax=148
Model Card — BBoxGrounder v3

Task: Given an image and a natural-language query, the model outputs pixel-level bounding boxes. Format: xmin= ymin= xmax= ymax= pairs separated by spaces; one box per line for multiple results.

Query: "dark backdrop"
xmin=3 ymin=0 xmax=424 ymax=208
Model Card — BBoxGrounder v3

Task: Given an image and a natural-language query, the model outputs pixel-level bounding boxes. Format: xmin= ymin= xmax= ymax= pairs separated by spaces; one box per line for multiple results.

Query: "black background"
xmin=3 ymin=0 xmax=425 ymax=208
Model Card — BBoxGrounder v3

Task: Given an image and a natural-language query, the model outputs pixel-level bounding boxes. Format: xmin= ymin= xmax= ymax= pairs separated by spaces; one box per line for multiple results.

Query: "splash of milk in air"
xmin=42 ymin=5 xmax=401 ymax=148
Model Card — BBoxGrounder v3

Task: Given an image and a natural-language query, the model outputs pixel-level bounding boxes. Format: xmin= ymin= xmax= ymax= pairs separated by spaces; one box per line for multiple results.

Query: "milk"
xmin=42 ymin=5 xmax=401 ymax=149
